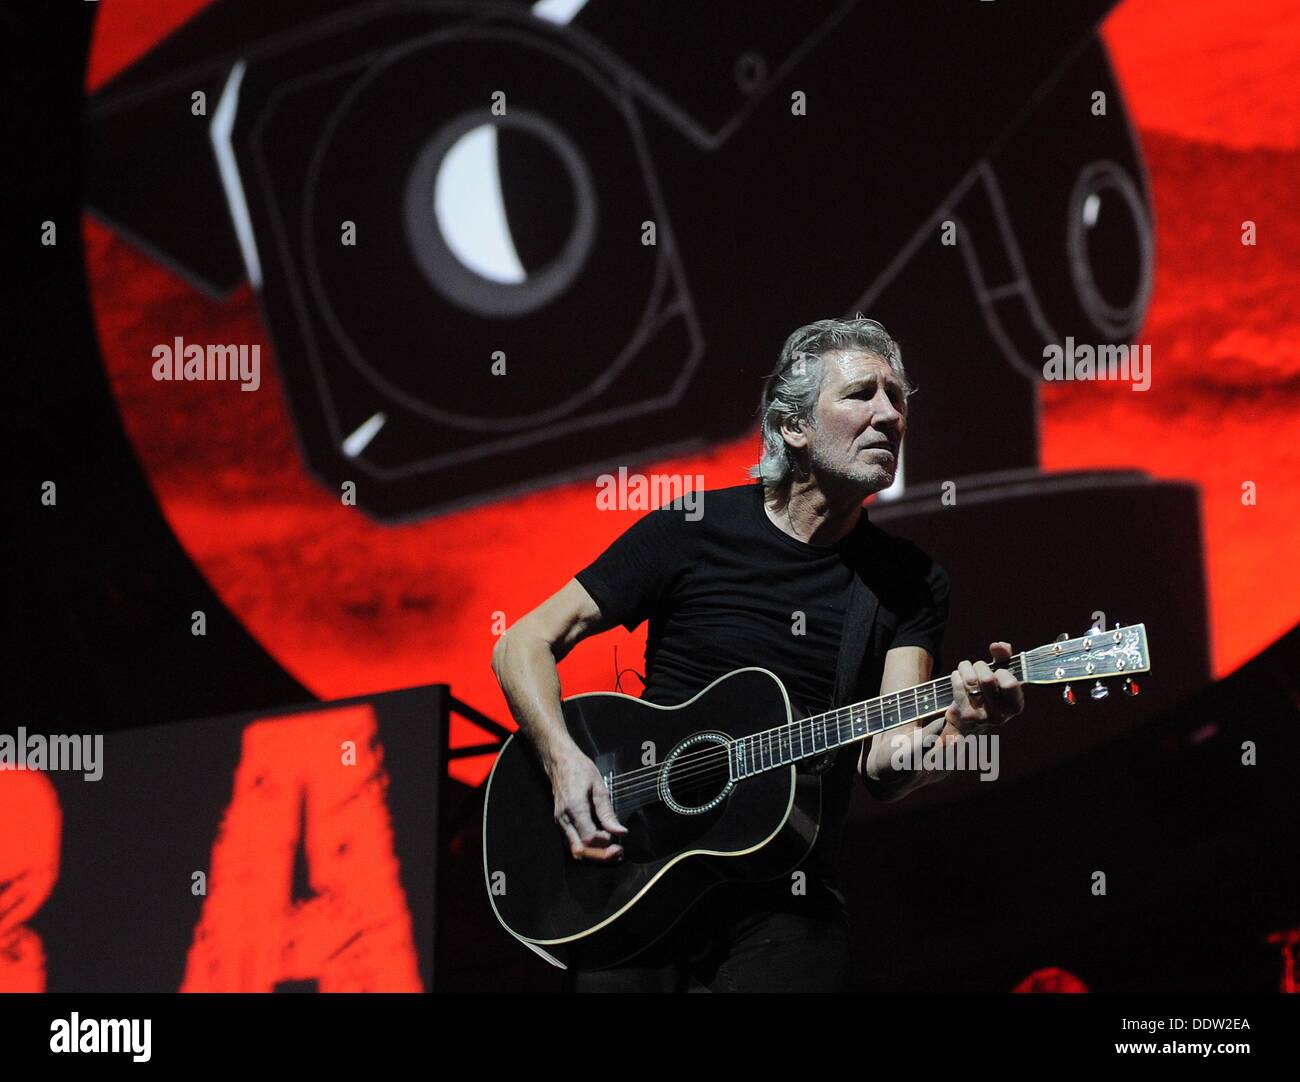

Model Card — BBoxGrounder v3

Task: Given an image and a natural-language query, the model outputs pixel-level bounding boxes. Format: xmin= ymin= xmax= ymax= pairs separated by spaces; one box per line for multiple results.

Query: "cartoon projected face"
xmin=93 ymin=0 xmax=1300 ymax=787
xmin=85 ymin=0 xmax=1147 ymax=520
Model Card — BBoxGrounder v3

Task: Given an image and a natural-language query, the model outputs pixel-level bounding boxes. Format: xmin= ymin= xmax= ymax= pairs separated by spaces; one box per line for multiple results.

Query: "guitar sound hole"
xmin=661 ymin=732 xmax=735 ymax=815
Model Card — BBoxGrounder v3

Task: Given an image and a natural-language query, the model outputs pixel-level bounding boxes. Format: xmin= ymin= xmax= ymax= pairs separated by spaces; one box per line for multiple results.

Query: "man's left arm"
xmin=858 ymin=643 xmax=1024 ymax=802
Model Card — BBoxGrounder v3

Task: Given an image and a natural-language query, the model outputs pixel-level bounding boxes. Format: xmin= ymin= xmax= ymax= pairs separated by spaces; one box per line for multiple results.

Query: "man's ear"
xmin=781 ymin=416 xmax=809 ymax=448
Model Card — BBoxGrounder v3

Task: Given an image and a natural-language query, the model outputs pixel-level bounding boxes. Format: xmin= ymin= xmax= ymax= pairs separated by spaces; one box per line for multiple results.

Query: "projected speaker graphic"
xmin=87 ymin=0 xmax=1149 ymax=521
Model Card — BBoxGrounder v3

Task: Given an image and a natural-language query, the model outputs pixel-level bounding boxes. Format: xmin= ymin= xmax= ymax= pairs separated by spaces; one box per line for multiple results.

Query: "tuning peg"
xmin=1090 ymin=680 xmax=1109 ymax=701
xmin=1056 ymin=632 xmax=1069 ymax=642
xmin=1122 ymin=677 xmax=1140 ymax=697
xmin=1062 ymin=684 xmax=1076 ymax=706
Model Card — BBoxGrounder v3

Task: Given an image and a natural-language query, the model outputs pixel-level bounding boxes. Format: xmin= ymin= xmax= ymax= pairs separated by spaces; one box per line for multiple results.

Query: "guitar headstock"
xmin=1021 ymin=623 xmax=1151 ymax=702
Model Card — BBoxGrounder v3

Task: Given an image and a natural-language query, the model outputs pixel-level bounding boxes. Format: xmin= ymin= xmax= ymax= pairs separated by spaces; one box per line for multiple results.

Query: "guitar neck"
xmin=729 ymin=655 xmax=1025 ymax=780
xmin=728 ymin=622 xmax=1150 ymax=780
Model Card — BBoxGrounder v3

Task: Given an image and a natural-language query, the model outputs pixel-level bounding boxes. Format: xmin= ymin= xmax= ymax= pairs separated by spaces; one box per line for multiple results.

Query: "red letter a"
xmin=181 ymin=706 xmax=423 ymax=991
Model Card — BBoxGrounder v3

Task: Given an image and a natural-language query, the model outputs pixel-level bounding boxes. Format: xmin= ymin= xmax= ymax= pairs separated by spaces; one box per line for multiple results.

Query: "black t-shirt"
xmin=574 ymin=481 xmax=949 ymax=885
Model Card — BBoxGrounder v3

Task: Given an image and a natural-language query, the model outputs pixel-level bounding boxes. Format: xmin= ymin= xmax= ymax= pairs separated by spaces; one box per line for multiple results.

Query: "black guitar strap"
xmin=832 ymin=552 xmax=880 ymax=712
xmin=803 ymin=548 xmax=879 ymax=776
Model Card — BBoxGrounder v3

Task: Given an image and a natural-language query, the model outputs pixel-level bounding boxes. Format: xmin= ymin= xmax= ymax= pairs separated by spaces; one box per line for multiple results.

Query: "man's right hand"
xmin=546 ymin=748 xmax=628 ymax=862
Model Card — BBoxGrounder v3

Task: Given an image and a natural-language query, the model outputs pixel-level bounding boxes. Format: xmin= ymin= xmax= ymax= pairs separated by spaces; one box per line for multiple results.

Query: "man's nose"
xmin=871 ymin=392 xmax=903 ymax=426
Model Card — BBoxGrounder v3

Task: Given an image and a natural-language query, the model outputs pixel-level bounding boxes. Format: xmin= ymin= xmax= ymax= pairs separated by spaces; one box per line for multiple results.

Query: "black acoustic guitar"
xmin=483 ymin=624 xmax=1151 ymax=969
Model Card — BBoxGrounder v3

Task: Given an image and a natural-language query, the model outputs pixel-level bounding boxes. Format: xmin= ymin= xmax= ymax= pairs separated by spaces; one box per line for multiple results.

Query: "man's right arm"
xmin=491 ymin=578 xmax=628 ymax=862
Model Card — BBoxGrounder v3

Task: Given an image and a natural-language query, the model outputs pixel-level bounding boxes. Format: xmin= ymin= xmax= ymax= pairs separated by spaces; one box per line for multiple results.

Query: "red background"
xmin=84 ymin=0 xmax=1300 ymax=784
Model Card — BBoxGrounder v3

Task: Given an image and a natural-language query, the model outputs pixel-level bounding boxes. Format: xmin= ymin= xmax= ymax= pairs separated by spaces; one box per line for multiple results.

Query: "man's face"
xmin=789 ymin=350 xmax=908 ymax=494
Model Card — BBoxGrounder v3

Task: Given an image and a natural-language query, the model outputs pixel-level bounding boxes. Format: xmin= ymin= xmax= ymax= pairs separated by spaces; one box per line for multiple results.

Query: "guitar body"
xmin=484 ymin=622 xmax=1152 ymax=971
xmin=482 ymin=668 xmax=824 ymax=969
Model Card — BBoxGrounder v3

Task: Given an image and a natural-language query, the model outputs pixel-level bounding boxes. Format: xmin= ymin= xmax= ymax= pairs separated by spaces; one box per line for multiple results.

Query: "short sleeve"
xmin=574 ymin=508 xmax=689 ymax=633
xmin=887 ymin=550 xmax=950 ymax=664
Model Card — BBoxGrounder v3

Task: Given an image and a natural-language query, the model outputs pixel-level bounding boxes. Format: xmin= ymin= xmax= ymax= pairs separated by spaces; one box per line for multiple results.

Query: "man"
xmin=491 ymin=316 xmax=1024 ymax=991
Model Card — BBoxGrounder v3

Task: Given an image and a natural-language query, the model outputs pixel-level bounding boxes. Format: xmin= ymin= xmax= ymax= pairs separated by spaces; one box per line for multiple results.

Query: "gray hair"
xmin=749 ymin=315 xmax=912 ymax=493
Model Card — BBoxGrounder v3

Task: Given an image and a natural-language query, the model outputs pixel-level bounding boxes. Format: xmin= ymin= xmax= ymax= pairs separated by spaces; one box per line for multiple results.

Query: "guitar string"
xmin=599 ymin=632 xmax=1138 ymax=812
xmin=606 ymin=655 xmax=1026 ymax=797
xmin=606 ymin=656 xmax=1032 ymax=809
xmin=608 ymin=634 xmax=1138 ymax=811
xmin=606 ymin=659 xmax=1022 ymax=804
xmin=606 ymin=639 xmax=1135 ymax=810
xmin=605 ymin=630 xmax=1133 ymax=799
xmin=608 ymin=688 xmax=961 ymax=810
xmin=610 ymin=689 xmax=957 ymax=807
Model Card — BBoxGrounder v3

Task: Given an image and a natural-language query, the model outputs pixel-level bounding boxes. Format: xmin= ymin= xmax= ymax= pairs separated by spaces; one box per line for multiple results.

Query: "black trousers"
xmin=571 ymin=877 xmax=852 ymax=993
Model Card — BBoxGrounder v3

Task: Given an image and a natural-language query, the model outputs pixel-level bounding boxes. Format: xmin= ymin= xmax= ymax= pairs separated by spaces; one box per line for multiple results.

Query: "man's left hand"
xmin=944 ymin=641 xmax=1024 ymax=736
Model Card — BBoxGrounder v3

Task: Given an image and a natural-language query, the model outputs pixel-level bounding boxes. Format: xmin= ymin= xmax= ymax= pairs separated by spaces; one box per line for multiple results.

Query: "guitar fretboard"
xmin=730 ymin=656 xmax=1025 ymax=779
